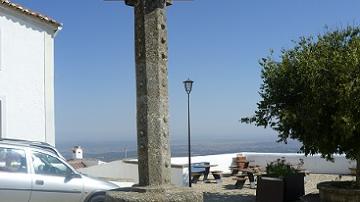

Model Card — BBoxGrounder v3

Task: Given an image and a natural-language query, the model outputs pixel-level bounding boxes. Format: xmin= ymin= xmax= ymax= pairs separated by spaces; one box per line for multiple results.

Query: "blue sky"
xmin=13 ymin=0 xmax=360 ymax=144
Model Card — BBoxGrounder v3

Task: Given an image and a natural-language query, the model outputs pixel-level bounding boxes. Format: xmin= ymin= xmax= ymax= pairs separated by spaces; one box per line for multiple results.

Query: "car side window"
xmin=0 ymin=147 xmax=27 ymax=173
xmin=32 ymin=152 xmax=72 ymax=177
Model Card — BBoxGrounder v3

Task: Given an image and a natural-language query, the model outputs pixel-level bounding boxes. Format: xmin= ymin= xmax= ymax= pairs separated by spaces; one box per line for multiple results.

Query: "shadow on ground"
xmin=223 ymin=184 xmax=238 ymax=190
xmin=223 ymin=183 xmax=255 ymax=190
xmin=204 ymin=192 xmax=255 ymax=202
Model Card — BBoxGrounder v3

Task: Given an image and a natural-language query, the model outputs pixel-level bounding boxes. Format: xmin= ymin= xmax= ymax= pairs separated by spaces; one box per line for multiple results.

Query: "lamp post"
xmin=183 ymin=79 xmax=194 ymax=187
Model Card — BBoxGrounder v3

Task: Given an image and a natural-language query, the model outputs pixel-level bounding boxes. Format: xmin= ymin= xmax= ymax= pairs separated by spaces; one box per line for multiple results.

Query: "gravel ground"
xmin=191 ymin=174 xmax=355 ymax=202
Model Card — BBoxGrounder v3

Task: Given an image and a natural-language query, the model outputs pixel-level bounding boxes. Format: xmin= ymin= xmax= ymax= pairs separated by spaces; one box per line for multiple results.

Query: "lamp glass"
xmin=183 ymin=79 xmax=193 ymax=94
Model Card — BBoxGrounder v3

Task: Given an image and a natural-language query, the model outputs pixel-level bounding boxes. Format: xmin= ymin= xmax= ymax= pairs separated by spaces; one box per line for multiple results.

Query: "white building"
xmin=0 ymin=1 xmax=61 ymax=145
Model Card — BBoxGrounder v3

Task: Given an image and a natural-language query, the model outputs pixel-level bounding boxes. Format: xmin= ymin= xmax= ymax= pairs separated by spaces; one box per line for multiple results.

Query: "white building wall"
xmin=44 ymin=31 xmax=55 ymax=145
xmin=0 ymin=6 xmax=57 ymax=145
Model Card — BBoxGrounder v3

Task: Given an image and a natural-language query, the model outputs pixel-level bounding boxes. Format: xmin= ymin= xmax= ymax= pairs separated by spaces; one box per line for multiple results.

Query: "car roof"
xmin=0 ymin=138 xmax=52 ymax=146
xmin=0 ymin=138 xmax=64 ymax=159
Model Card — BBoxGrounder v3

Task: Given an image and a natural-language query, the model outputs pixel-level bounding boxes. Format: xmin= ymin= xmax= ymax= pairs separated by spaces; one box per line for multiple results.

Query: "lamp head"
xmin=183 ymin=79 xmax=194 ymax=94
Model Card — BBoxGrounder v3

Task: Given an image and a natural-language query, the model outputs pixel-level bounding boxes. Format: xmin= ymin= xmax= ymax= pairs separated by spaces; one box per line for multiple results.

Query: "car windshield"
xmin=31 ymin=145 xmax=65 ymax=160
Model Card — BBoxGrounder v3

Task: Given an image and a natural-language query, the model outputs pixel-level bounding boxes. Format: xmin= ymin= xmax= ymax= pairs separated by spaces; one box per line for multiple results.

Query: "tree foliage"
xmin=242 ymin=27 xmax=360 ymax=162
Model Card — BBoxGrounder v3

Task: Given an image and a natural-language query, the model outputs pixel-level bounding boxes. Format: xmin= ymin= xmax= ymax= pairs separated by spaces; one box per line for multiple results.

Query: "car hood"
xmin=81 ymin=174 xmax=120 ymax=191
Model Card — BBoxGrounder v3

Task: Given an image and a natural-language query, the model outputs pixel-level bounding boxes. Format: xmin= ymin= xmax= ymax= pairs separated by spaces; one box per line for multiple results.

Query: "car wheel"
xmin=89 ymin=194 xmax=105 ymax=202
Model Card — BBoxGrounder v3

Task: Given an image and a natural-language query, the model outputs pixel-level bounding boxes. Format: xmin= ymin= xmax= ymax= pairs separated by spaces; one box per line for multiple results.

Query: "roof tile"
xmin=1 ymin=0 xmax=61 ymax=29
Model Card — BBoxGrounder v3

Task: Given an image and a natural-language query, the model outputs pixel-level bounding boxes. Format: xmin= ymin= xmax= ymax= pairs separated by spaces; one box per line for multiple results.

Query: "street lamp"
xmin=183 ymin=79 xmax=193 ymax=187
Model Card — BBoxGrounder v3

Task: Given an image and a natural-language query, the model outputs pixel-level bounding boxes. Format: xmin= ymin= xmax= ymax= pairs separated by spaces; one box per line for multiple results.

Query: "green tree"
xmin=242 ymin=27 xmax=360 ymax=187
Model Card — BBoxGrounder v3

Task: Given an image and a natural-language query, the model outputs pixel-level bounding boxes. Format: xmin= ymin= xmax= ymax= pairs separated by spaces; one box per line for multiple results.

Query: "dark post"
xmin=183 ymin=79 xmax=193 ymax=187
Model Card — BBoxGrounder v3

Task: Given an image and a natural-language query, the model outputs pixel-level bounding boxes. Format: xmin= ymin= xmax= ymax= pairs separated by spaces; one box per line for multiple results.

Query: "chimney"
xmin=72 ymin=146 xmax=83 ymax=160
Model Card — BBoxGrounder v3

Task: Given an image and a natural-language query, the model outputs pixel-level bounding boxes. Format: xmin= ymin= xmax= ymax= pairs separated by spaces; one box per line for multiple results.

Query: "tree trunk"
xmin=357 ymin=154 xmax=360 ymax=188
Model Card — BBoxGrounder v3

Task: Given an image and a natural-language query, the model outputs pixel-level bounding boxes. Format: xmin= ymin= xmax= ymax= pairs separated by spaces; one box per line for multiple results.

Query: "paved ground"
xmin=191 ymin=174 xmax=355 ymax=202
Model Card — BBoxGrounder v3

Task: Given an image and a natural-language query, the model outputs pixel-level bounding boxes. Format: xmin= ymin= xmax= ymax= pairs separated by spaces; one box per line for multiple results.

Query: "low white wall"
xmin=171 ymin=153 xmax=238 ymax=174
xmin=243 ymin=152 xmax=356 ymax=174
xmin=171 ymin=165 xmax=186 ymax=186
xmin=78 ymin=160 xmax=138 ymax=182
xmin=171 ymin=152 xmax=356 ymax=175
xmin=78 ymin=160 xmax=186 ymax=187
xmin=78 ymin=152 xmax=356 ymax=188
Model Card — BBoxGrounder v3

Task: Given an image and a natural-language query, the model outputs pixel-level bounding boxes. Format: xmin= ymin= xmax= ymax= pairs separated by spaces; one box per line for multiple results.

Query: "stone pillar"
xmin=105 ymin=0 xmax=202 ymax=201
xmin=132 ymin=0 xmax=171 ymax=187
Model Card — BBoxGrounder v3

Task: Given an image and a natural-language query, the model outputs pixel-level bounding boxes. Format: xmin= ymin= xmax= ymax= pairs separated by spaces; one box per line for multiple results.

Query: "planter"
xmin=317 ymin=181 xmax=360 ymax=202
xmin=256 ymin=173 xmax=305 ymax=202
xmin=349 ymin=168 xmax=356 ymax=176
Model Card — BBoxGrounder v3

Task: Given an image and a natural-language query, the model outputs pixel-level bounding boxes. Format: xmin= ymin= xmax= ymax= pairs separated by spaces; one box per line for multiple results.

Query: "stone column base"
xmin=105 ymin=186 xmax=203 ymax=202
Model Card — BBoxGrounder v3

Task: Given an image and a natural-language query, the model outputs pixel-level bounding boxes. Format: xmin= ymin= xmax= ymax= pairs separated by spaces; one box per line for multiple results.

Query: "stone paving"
xmin=191 ymin=174 xmax=355 ymax=202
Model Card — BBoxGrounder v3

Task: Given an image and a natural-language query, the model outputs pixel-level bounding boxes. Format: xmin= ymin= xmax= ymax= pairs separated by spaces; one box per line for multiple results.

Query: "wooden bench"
xmin=191 ymin=172 xmax=203 ymax=184
xmin=211 ymin=171 xmax=223 ymax=183
xmin=233 ymin=169 xmax=263 ymax=189
xmin=230 ymin=155 xmax=249 ymax=176
xmin=234 ymin=176 xmax=247 ymax=188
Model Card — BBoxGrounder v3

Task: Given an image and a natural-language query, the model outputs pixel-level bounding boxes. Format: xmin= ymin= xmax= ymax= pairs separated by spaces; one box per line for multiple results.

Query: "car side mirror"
xmin=65 ymin=172 xmax=81 ymax=182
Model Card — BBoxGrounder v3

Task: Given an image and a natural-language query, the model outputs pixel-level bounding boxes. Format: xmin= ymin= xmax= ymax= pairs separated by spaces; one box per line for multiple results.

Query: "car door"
xmin=0 ymin=147 xmax=31 ymax=202
xmin=29 ymin=151 xmax=84 ymax=202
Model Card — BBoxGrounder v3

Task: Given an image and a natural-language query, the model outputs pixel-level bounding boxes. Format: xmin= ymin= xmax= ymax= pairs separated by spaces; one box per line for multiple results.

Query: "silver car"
xmin=0 ymin=141 xmax=119 ymax=202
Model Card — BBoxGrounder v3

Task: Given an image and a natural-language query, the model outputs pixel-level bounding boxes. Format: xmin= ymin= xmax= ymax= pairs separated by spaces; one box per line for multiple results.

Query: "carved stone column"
xmin=132 ymin=0 xmax=171 ymax=187
xmin=105 ymin=0 xmax=202 ymax=201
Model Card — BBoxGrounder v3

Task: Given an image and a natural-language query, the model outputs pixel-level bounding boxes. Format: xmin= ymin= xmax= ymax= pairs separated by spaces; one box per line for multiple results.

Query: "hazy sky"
xmin=13 ymin=0 xmax=360 ymax=144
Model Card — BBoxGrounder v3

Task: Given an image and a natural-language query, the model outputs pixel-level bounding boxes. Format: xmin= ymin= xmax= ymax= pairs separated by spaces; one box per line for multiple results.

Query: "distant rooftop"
xmin=67 ymin=159 xmax=87 ymax=169
xmin=67 ymin=158 xmax=106 ymax=170
xmin=1 ymin=0 xmax=62 ymax=29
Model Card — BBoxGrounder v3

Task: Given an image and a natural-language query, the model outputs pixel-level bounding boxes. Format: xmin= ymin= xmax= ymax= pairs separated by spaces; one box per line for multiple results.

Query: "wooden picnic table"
xmin=193 ymin=164 xmax=218 ymax=181
xmin=234 ymin=167 xmax=264 ymax=189
xmin=192 ymin=164 xmax=221 ymax=183
xmin=193 ymin=164 xmax=218 ymax=168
